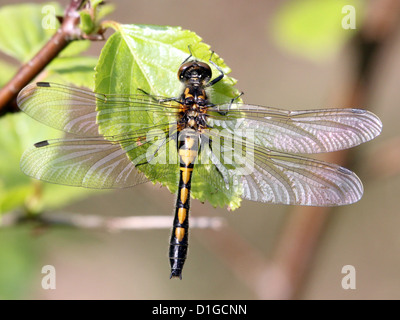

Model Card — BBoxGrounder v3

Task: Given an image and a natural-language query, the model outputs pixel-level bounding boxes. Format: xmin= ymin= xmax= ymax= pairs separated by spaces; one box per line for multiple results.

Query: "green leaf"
xmin=91 ymin=0 xmax=104 ymax=7
xmin=91 ymin=0 xmax=115 ymax=26
xmin=78 ymin=0 xmax=115 ymax=36
xmin=271 ymin=0 xmax=364 ymax=61
xmin=0 ymin=3 xmax=63 ymax=62
xmin=95 ymin=24 xmax=242 ymax=209
xmin=46 ymin=56 xmax=97 ymax=89
xmin=59 ymin=40 xmax=91 ymax=58
xmin=80 ymin=10 xmax=95 ymax=35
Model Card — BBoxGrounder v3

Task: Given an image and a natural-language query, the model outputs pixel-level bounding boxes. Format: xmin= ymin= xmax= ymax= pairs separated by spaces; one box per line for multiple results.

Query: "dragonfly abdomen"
xmin=169 ymin=129 xmax=199 ymax=279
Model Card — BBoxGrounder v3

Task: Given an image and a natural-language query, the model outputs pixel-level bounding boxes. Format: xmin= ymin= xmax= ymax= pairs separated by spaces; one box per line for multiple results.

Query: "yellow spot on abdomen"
xmin=179 ymin=149 xmax=197 ymax=166
xmin=178 ymin=207 xmax=187 ymax=224
xmin=180 ymin=167 xmax=193 ymax=184
xmin=180 ymin=187 xmax=189 ymax=204
xmin=175 ymin=227 xmax=185 ymax=242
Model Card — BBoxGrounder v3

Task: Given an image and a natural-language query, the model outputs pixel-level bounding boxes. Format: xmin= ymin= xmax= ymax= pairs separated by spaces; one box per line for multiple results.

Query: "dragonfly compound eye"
xmin=178 ymin=61 xmax=212 ymax=83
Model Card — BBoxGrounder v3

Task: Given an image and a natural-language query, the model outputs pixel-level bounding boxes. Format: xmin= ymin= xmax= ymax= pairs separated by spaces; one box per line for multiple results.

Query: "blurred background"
xmin=0 ymin=0 xmax=399 ymax=299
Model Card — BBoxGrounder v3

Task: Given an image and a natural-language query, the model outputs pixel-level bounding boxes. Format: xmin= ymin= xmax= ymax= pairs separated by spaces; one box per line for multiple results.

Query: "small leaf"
xmin=95 ymin=3 xmax=115 ymax=22
xmin=80 ymin=10 xmax=95 ymax=35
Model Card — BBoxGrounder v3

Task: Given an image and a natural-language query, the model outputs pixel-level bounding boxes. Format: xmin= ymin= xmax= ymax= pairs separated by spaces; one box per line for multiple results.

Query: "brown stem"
xmin=0 ymin=211 xmax=224 ymax=232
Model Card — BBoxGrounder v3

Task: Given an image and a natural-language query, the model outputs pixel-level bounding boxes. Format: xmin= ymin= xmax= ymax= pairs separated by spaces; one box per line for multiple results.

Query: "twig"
xmin=0 ymin=0 xmax=104 ymax=116
xmin=0 ymin=211 xmax=225 ymax=232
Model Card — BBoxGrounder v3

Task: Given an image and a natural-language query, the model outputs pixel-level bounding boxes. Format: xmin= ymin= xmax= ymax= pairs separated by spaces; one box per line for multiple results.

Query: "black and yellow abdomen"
xmin=169 ymin=129 xmax=199 ymax=279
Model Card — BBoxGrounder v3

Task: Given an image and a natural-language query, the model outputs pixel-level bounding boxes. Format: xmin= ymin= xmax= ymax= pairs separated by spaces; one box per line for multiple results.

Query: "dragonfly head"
xmin=178 ymin=61 xmax=212 ymax=86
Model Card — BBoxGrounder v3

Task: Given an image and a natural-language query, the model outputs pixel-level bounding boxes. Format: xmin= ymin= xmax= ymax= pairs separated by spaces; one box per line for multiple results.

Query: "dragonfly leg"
xmin=137 ymin=88 xmax=180 ymax=104
xmin=206 ymin=138 xmax=231 ymax=189
xmin=228 ymin=91 xmax=244 ymax=109
xmin=180 ymin=45 xmax=193 ymax=65
xmin=207 ymin=52 xmax=225 ymax=87
xmin=209 ymin=92 xmax=244 ymax=116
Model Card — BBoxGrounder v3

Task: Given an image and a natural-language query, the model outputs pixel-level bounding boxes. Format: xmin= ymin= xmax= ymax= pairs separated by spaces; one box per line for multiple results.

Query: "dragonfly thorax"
xmin=178 ymin=84 xmax=209 ymax=131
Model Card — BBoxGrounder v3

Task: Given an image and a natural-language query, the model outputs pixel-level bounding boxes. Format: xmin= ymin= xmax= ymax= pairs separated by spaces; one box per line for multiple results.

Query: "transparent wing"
xmin=20 ymin=131 xmax=179 ymax=189
xmin=207 ymin=103 xmax=382 ymax=154
xmin=17 ymin=82 xmax=180 ymax=136
xmin=242 ymin=148 xmax=363 ymax=206
xmin=200 ymin=130 xmax=363 ymax=206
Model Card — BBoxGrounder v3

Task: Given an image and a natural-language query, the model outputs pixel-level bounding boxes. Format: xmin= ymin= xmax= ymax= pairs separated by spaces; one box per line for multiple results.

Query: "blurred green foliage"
xmin=0 ymin=227 xmax=40 ymax=299
xmin=271 ymin=0 xmax=364 ymax=61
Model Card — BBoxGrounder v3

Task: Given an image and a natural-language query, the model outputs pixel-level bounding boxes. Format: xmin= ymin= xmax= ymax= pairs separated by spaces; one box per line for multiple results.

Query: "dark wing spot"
xmin=337 ymin=166 xmax=352 ymax=175
xmin=34 ymin=140 xmax=50 ymax=148
xmin=350 ymin=109 xmax=366 ymax=114
xmin=36 ymin=82 xmax=51 ymax=87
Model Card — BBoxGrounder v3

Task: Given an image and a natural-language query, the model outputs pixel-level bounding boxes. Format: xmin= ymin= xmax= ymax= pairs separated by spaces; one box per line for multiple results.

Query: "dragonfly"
xmin=17 ymin=53 xmax=382 ymax=279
